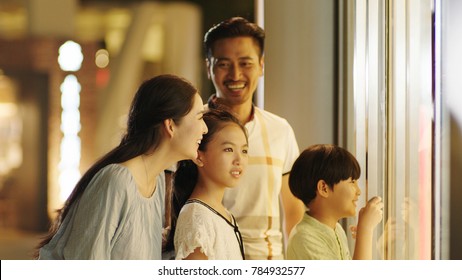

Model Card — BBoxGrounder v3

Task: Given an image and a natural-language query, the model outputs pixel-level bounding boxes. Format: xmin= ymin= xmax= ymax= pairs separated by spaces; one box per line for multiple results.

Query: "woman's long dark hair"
xmin=164 ymin=108 xmax=247 ymax=252
xmin=35 ymin=74 xmax=198 ymax=257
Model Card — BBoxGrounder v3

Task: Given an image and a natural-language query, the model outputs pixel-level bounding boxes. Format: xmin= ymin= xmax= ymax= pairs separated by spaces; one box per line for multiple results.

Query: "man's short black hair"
xmin=204 ymin=17 xmax=265 ymax=59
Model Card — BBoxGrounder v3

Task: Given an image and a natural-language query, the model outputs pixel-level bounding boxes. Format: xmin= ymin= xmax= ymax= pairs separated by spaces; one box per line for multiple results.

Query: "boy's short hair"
xmin=289 ymin=144 xmax=361 ymax=206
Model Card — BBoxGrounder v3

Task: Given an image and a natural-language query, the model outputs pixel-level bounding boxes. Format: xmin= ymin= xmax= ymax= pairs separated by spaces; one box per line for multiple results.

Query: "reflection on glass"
xmin=352 ymin=0 xmax=433 ymax=259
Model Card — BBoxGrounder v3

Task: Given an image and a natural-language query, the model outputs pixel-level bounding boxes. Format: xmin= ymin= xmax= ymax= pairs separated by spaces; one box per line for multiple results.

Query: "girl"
xmin=170 ymin=109 xmax=248 ymax=260
xmin=36 ymin=74 xmax=208 ymax=259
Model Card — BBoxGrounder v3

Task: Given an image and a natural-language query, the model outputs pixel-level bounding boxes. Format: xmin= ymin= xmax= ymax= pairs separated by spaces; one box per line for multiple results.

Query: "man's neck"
xmin=228 ymin=103 xmax=253 ymax=124
xmin=210 ymin=95 xmax=254 ymax=124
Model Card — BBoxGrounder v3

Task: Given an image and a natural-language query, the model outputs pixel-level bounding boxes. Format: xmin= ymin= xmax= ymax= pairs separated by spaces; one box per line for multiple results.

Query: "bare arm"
xmin=164 ymin=171 xmax=173 ymax=228
xmin=280 ymin=174 xmax=305 ymax=239
xmin=353 ymin=196 xmax=383 ymax=260
xmin=183 ymin=247 xmax=208 ymax=260
xmin=162 ymin=171 xmax=173 ymax=251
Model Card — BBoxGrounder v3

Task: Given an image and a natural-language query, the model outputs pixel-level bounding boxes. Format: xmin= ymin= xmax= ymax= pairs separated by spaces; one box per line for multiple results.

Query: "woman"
xmin=36 ymin=74 xmax=208 ymax=259
xmin=169 ymin=109 xmax=248 ymax=260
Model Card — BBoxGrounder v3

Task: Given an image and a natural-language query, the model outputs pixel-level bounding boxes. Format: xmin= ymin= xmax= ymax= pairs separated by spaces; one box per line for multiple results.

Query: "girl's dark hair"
xmin=164 ymin=108 xmax=247 ymax=252
xmin=289 ymin=144 xmax=361 ymax=206
xmin=204 ymin=16 xmax=265 ymax=59
xmin=35 ymin=74 xmax=198 ymax=257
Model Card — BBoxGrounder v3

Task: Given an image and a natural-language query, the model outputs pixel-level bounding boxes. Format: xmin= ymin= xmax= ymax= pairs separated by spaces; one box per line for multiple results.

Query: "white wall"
xmin=263 ymin=0 xmax=336 ymax=150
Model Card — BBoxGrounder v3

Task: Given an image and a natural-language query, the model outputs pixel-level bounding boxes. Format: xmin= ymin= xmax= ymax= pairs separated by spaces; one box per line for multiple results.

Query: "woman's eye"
xmin=224 ymin=148 xmax=233 ymax=152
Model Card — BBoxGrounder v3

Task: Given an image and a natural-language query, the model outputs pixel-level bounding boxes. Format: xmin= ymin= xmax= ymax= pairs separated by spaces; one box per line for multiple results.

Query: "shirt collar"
xmin=207 ymin=94 xmax=255 ymax=123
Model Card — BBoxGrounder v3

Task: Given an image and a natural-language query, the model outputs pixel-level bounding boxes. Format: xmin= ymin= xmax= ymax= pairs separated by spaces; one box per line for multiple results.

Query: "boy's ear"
xmin=163 ymin=119 xmax=175 ymax=138
xmin=316 ymin=180 xmax=330 ymax=198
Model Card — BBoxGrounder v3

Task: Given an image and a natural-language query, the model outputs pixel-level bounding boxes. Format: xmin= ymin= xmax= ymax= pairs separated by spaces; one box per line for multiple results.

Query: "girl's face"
xmin=173 ymin=93 xmax=208 ymax=160
xmin=197 ymin=123 xmax=248 ymax=189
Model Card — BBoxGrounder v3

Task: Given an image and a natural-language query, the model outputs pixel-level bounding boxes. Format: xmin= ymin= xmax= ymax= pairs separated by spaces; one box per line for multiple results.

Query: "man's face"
xmin=206 ymin=36 xmax=264 ymax=107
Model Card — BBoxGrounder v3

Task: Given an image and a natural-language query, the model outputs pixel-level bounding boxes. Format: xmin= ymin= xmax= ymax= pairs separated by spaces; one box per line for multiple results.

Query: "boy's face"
xmin=206 ymin=36 xmax=264 ymax=108
xmin=329 ymin=178 xmax=361 ymax=217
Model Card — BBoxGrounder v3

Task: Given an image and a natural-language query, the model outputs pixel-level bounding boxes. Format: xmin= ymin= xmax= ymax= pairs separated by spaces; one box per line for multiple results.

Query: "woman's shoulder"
xmin=95 ymin=163 xmax=131 ymax=178
xmin=87 ymin=164 xmax=135 ymax=194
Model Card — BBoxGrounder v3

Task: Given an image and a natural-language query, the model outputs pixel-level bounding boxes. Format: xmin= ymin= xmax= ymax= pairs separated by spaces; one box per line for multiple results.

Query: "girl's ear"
xmin=163 ymin=119 xmax=175 ymax=138
xmin=193 ymin=151 xmax=204 ymax=167
xmin=316 ymin=180 xmax=330 ymax=198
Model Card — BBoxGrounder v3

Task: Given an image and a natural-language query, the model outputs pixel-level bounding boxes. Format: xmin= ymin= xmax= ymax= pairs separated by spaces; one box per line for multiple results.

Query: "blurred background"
xmin=1 ymin=0 xmax=461 ymax=260
xmin=0 ymin=0 xmax=256 ymax=259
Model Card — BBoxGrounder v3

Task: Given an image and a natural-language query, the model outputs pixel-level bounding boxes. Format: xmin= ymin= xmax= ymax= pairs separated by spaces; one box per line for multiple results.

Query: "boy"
xmin=287 ymin=144 xmax=383 ymax=260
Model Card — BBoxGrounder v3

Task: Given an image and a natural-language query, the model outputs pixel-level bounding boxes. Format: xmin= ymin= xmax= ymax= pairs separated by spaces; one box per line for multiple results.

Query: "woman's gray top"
xmin=39 ymin=164 xmax=165 ymax=259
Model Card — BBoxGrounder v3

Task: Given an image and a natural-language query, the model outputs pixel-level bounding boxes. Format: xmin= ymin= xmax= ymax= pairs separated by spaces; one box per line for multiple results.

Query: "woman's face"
xmin=197 ymin=123 xmax=248 ymax=189
xmin=172 ymin=93 xmax=208 ymax=160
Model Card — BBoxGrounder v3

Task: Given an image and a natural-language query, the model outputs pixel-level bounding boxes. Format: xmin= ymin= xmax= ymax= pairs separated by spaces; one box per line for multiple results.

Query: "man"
xmin=203 ymin=17 xmax=305 ymax=260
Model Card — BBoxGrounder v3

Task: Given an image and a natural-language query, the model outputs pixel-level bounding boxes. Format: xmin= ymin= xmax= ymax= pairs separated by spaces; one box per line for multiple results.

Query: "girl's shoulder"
xmin=178 ymin=202 xmax=211 ymax=220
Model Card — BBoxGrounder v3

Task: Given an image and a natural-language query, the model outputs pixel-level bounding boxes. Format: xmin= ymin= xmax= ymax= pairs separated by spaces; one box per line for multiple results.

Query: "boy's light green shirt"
xmin=287 ymin=212 xmax=351 ymax=260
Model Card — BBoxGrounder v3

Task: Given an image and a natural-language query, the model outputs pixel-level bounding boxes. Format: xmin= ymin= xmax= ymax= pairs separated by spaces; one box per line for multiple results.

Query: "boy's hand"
xmin=350 ymin=225 xmax=357 ymax=239
xmin=358 ymin=196 xmax=384 ymax=231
